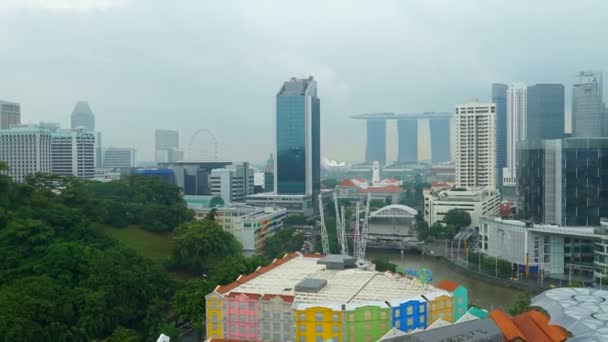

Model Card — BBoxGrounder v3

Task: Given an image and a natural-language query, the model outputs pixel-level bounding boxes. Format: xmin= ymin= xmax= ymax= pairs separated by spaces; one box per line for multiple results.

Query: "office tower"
xmin=103 ymin=147 xmax=136 ymax=169
xmin=492 ymin=83 xmax=508 ymax=188
xmin=70 ymin=101 xmax=95 ymax=131
xmin=365 ymin=119 xmax=386 ymax=164
xmin=275 ymin=76 xmax=320 ymax=195
xmin=96 ymin=132 xmax=103 ymax=168
xmin=455 ymin=101 xmax=496 ymax=190
xmin=572 ymin=71 xmax=604 ymax=137
xmin=51 ymin=128 xmax=95 ymax=179
xmin=518 ymin=138 xmax=608 ymax=226
xmin=429 ymin=118 xmax=451 ymax=163
xmin=264 ymin=154 xmax=274 ymax=192
xmin=397 ymin=119 xmax=417 ymax=162
xmin=0 ymin=127 xmax=51 ymax=182
xmin=210 ymin=162 xmax=255 ymax=203
xmin=0 ymin=101 xmax=21 ymax=129
xmin=526 ymin=84 xmax=565 ymax=141
xmin=502 ymin=83 xmax=527 ymax=186
xmin=155 ymin=129 xmax=182 ymax=163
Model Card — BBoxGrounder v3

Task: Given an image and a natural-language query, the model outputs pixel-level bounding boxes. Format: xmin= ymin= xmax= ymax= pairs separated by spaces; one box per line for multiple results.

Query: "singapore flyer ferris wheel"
xmin=187 ymin=129 xmax=219 ymax=161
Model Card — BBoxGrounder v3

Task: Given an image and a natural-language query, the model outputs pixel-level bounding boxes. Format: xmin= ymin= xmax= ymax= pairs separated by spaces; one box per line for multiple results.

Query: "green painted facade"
xmin=344 ymin=305 xmax=391 ymax=342
xmin=452 ymin=285 xmax=469 ymax=320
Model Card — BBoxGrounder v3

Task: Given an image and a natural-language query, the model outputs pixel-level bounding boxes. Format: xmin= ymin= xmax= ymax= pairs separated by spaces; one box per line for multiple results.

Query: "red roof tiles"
xmin=261 ymin=294 xmax=295 ymax=303
xmin=357 ymin=185 xmax=402 ymax=193
xmin=489 ymin=309 xmax=527 ymax=341
xmin=216 ymin=281 xmax=240 ymax=294
xmin=227 ymin=292 xmax=262 ymax=300
xmin=490 ymin=309 xmax=569 ymax=342
xmin=339 ymin=179 xmax=357 ymax=187
xmin=436 ymin=280 xmax=460 ymax=292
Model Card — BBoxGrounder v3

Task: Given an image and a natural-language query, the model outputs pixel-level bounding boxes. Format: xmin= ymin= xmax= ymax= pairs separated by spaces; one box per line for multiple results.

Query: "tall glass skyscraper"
xmin=518 ymin=138 xmax=608 ymax=226
xmin=70 ymin=101 xmax=95 ymax=131
xmin=492 ymin=83 xmax=508 ymax=188
xmin=397 ymin=119 xmax=417 ymax=162
xmin=276 ymin=77 xmax=320 ymax=195
xmin=366 ymin=119 xmax=386 ymax=165
xmin=572 ymin=71 xmax=604 ymax=137
xmin=429 ymin=118 xmax=450 ymax=163
xmin=526 ymin=84 xmax=565 ymax=141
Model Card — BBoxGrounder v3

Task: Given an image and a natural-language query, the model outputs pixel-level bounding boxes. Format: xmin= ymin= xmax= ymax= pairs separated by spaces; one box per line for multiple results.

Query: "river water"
xmin=368 ymin=250 xmax=523 ymax=311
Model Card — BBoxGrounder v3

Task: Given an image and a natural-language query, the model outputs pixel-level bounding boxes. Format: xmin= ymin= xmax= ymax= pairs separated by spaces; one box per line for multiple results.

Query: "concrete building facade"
xmin=210 ymin=162 xmax=254 ymax=204
xmin=0 ymin=127 xmax=51 ymax=182
xmin=424 ymin=187 xmax=500 ymax=230
xmin=492 ymin=84 xmax=508 ymax=190
xmin=51 ymin=128 xmax=95 ymax=179
xmin=155 ymin=129 xmax=182 ymax=163
xmin=0 ymin=100 xmax=20 ymax=129
xmin=102 ymin=147 xmax=135 ymax=169
xmin=454 ymin=101 xmax=496 ymax=190
xmin=503 ymin=83 xmax=526 ymax=187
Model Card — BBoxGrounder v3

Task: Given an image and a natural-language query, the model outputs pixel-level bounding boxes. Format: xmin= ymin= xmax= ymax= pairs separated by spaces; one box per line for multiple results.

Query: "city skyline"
xmin=2 ymin=1 xmax=606 ymax=163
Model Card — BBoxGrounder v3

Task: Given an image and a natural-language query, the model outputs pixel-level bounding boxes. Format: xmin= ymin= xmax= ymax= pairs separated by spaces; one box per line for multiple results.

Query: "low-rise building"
xmin=479 ymin=217 xmax=597 ymax=281
xmin=424 ymin=187 xmax=500 ymax=230
xmin=245 ymin=193 xmax=314 ymax=217
xmin=205 ymin=253 xmax=470 ymax=342
xmin=336 ymin=178 xmax=403 ymax=204
xmin=187 ymin=202 xmax=286 ymax=254
xmin=103 ymin=147 xmax=136 ymax=169
xmin=210 ymin=162 xmax=255 ymax=204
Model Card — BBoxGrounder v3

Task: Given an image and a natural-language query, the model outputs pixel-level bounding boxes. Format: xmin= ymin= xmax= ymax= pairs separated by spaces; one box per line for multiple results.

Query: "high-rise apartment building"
xmin=366 ymin=119 xmax=387 ymax=164
xmin=103 ymin=147 xmax=136 ymax=169
xmin=455 ymin=101 xmax=496 ymax=190
xmin=155 ymin=129 xmax=183 ymax=163
xmin=210 ymin=162 xmax=254 ymax=203
xmin=572 ymin=71 xmax=604 ymax=137
xmin=70 ymin=101 xmax=95 ymax=131
xmin=0 ymin=101 xmax=21 ymax=129
xmin=502 ymin=83 xmax=527 ymax=186
xmin=518 ymin=138 xmax=608 ymax=226
xmin=526 ymin=84 xmax=565 ymax=141
xmin=51 ymin=128 xmax=95 ymax=179
xmin=492 ymin=84 xmax=508 ymax=188
xmin=275 ymin=76 xmax=320 ymax=196
xmin=0 ymin=127 xmax=51 ymax=182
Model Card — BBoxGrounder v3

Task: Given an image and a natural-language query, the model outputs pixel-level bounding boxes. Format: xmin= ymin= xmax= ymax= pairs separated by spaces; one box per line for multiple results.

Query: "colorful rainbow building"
xmin=205 ymin=253 xmax=468 ymax=342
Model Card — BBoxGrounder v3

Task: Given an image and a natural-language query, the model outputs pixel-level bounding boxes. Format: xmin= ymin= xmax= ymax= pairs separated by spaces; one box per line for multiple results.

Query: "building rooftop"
xmin=277 ymin=77 xmax=315 ymax=96
xmin=489 ymin=309 xmax=569 ymax=342
xmin=214 ymin=253 xmax=439 ymax=308
xmin=381 ymin=318 xmax=502 ymax=342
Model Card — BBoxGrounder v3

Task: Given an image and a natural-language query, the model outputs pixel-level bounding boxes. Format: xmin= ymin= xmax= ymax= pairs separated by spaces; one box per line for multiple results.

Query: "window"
xmin=447 ymin=300 xmax=452 ymax=307
xmin=239 ymin=314 xmax=246 ymax=322
xmin=249 ymin=315 xmax=255 ymax=323
xmin=249 ymin=327 xmax=255 ymax=334
xmin=300 ymin=313 xmax=306 ymax=321
xmin=349 ymin=313 xmax=355 ymax=321
xmin=239 ymin=326 xmax=245 ymax=334
xmin=230 ymin=302 xmax=236 ymax=309
xmin=212 ymin=323 xmax=217 ymax=330
xmin=230 ymin=314 xmax=235 ymax=321
xmin=380 ymin=311 xmax=387 ymax=319
xmin=315 ymin=313 xmax=324 ymax=321
xmin=263 ymin=322 xmax=270 ymax=330
xmin=273 ymin=323 xmax=280 ymax=332
xmin=264 ymin=311 xmax=270 ymax=319
xmin=316 ymin=337 xmax=323 ymax=342
xmin=333 ymin=313 xmax=339 ymax=321
xmin=333 ymin=325 xmax=339 ymax=333
xmin=458 ymin=298 xmax=463 ymax=304
xmin=419 ymin=316 xmax=425 ymax=324
xmin=210 ymin=300 xmax=217 ymax=308
xmin=264 ymin=333 xmax=270 ymax=340
xmin=273 ymin=334 xmax=280 ymax=341
xmin=212 ymin=312 xmax=218 ymax=321
xmin=420 ymin=305 xmax=425 ymax=313
xmin=395 ymin=321 xmax=400 ymax=328
xmin=249 ymin=302 xmax=255 ymax=310
xmin=315 ymin=325 xmax=323 ymax=333
xmin=239 ymin=302 xmax=246 ymax=310
xmin=407 ymin=318 xmax=413 ymax=326
xmin=274 ymin=313 xmax=281 ymax=320
xmin=300 ymin=325 xmax=306 ymax=332
xmin=364 ymin=323 xmax=371 ymax=331
xmin=406 ymin=306 xmax=413 ymax=315
xmin=394 ymin=309 xmax=400 ymax=318
xmin=284 ymin=312 xmax=291 ymax=321
xmin=300 ymin=337 xmax=306 ymax=342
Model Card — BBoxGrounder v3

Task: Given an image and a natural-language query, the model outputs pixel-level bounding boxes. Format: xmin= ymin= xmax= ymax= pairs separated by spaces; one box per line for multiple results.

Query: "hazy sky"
xmin=1 ymin=0 xmax=607 ymax=163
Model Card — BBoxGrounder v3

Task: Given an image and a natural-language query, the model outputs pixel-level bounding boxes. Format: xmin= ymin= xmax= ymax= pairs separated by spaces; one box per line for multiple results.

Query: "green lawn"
xmin=100 ymin=225 xmax=174 ymax=260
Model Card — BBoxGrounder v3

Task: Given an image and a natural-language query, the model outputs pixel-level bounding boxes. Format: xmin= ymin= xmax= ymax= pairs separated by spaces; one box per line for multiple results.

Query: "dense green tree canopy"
xmin=172 ymin=220 xmax=241 ymax=272
xmin=262 ymin=228 xmax=305 ymax=259
xmin=0 ymin=173 xmax=180 ymax=341
xmin=443 ymin=209 xmax=472 ymax=228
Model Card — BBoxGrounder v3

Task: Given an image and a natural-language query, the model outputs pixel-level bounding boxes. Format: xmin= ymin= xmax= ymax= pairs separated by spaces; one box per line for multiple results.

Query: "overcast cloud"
xmin=1 ymin=0 xmax=606 ymax=163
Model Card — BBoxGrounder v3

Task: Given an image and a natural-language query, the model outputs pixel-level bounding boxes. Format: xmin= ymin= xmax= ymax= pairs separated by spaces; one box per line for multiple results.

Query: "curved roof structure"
xmin=531 ymin=287 xmax=608 ymax=341
xmin=370 ymin=204 xmax=418 ymax=218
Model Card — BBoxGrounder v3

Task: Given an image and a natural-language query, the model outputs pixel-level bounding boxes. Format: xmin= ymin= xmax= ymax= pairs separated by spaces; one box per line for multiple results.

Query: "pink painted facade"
xmin=224 ymin=292 xmax=261 ymax=340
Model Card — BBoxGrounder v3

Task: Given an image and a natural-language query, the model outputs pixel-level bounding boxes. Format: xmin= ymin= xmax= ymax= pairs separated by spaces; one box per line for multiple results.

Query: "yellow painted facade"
xmin=206 ymin=293 xmax=224 ymax=339
xmin=295 ymin=306 xmax=343 ymax=342
xmin=427 ymin=294 xmax=454 ymax=324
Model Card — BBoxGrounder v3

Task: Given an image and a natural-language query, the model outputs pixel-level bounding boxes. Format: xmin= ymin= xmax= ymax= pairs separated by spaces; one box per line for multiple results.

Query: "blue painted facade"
xmin=391 ymin=298 xmax=427 ymax=332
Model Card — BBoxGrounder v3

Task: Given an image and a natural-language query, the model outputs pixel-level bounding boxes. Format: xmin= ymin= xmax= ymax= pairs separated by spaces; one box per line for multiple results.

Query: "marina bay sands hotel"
xmin=351 ymin=112 xmax=453 ymax=165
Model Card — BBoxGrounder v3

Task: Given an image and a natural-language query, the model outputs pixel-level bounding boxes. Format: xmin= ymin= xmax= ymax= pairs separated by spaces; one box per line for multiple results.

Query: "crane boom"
xmin=317 ymin=194 xmax=330 ymax=255
xmin=360 ymin=193 xmax=371 ymax=260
